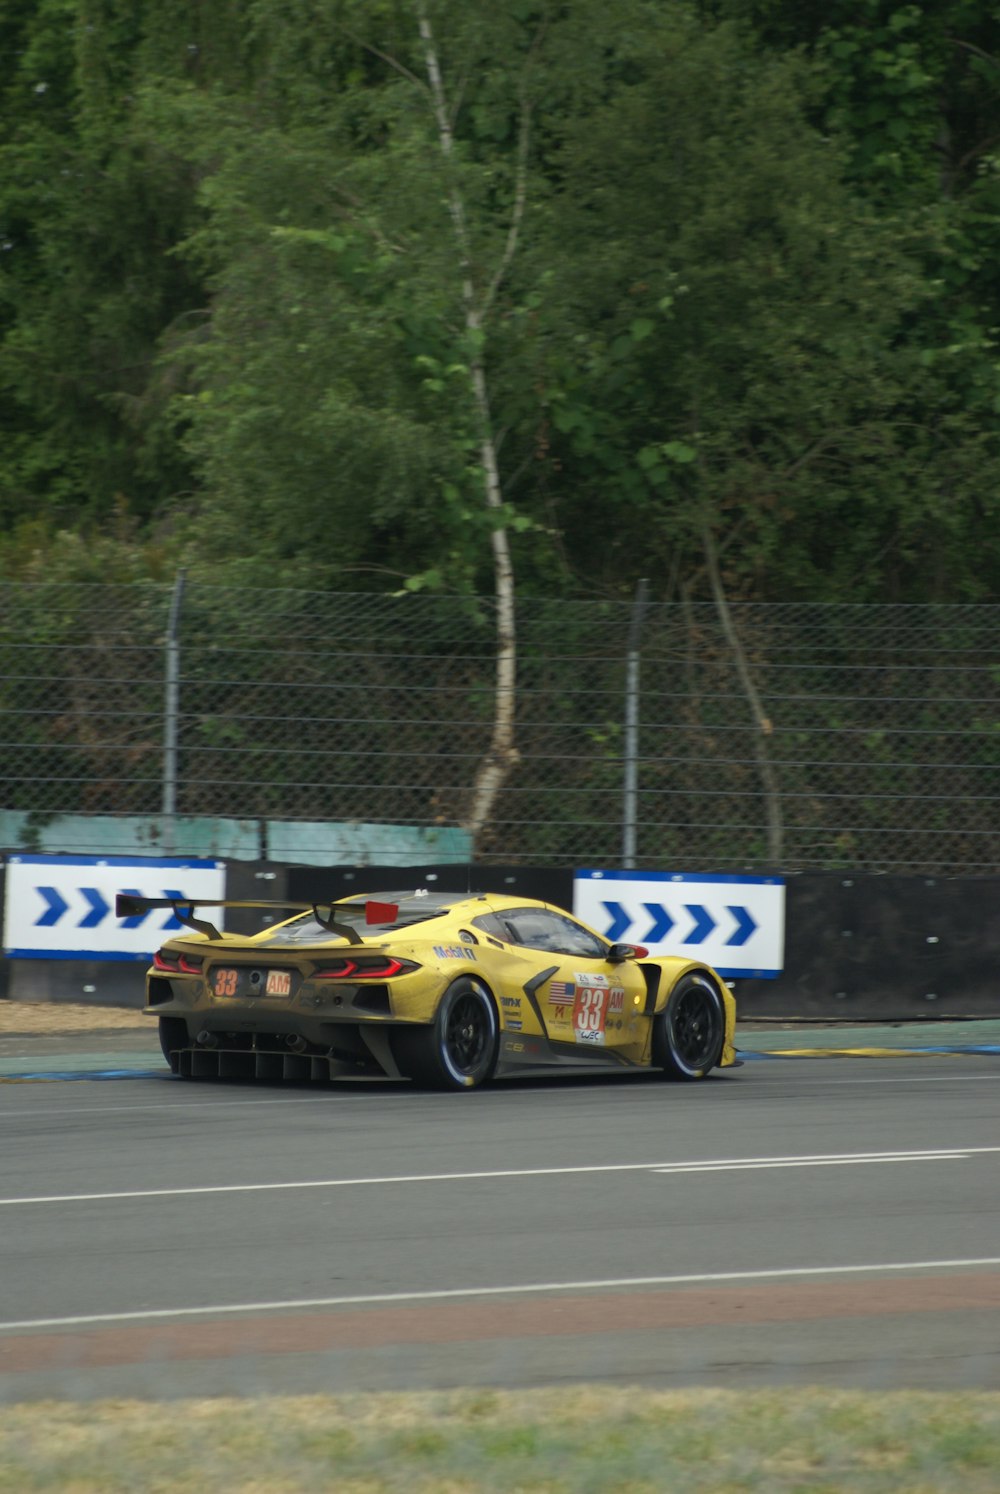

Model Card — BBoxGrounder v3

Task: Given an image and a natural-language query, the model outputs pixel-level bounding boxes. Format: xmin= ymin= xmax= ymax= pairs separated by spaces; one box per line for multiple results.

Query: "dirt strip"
xmin=3 ymin=1272 xmax=999 ymax=1375
xmin=0 ymin=1002 xmax=147 ymax=1035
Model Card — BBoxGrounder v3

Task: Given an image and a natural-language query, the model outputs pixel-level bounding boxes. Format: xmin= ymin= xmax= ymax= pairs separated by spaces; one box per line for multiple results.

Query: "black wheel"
xmin=392 ymin=978 xmax=499 ymax=1091
xmin=158 ymin=1016 xmax=189 ymax=1070
xmin=652 ymin=972 xmax=725 ymax=1081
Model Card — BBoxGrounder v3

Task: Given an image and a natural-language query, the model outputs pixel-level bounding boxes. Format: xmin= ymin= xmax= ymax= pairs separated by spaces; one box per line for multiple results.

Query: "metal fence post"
xmin=622 ymin=578 xmax=650 ymax=868
xmin=162 ymin=570 xmax=186 ymax=856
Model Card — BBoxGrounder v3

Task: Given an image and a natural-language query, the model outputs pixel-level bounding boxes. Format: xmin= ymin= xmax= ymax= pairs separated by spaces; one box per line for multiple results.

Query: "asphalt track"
xmin=1 ymin=1024 xmax=999 ymax=1403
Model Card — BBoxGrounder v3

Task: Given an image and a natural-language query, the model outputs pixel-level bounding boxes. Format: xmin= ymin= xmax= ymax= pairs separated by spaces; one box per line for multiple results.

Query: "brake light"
xmin=153 ymin=951 xmax=203 ymax=973
xmin=314 ymin=957 xmax=418 ymax=980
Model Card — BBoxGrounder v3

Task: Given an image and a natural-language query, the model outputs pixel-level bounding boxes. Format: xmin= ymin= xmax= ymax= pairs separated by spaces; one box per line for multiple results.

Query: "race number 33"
xmin=213 ymin=968 xmax=238 ymax=997
xmin=574 ymin=985 xmax=608 ymax=1043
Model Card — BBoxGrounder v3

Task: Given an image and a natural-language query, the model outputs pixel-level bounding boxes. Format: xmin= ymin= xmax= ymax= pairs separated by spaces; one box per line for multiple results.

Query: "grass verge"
xmin=2 ymin=1387 xmax=1000 ymax=1492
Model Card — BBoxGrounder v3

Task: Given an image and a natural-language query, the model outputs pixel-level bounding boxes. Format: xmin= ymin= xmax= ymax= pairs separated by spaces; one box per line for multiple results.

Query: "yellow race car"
xmin=117 ymin=889 xmax=737 ymax=1091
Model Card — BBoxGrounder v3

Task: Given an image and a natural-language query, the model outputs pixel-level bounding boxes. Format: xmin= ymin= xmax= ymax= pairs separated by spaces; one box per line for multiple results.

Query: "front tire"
xmin=652 ymin=972 xmax=725 ymax=1081
xmin=393 ymin=978 xmax=499 ymax=1091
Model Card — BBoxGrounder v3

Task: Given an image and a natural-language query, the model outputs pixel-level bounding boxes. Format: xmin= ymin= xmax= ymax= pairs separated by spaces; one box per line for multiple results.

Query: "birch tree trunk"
xmin=700 ymin=519 xmax=784 ymax=867
xmin=416 ymin=4 xmax=521 ymax=851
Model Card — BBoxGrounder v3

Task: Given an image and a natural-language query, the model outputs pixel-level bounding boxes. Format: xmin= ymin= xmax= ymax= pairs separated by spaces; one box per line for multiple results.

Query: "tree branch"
xmin=701 ymin=515 xmax=783 ymax=866
xmin=449 ymin=63 xmax=472 ymax=132
xmin=336 ymin=25 xmax=429 ymax=92
xmin=480 ymin=100 xmax=532 ymax=321
xmin=947 ymin=37 xmax=1000 ymax=71
xmin=479 ymin=19 xmax=546 ymax=322
xmin=955 ymin=131 xmax=1000 ymax=176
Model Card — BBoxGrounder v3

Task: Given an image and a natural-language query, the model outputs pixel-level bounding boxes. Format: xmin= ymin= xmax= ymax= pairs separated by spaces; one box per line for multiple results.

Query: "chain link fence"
xmin=1 ymin=582 xmax=998 ymax=873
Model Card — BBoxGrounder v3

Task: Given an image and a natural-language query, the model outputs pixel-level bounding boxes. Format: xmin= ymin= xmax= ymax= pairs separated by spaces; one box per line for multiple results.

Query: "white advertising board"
xmin=574 ymin=869 xmax=785 ymax=978
xmin=3 ymin=854 xmax=226 ymax=961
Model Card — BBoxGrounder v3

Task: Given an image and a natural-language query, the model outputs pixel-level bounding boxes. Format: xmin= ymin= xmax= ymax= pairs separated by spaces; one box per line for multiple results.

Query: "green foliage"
xmin=0 ymin=1 xmax=206 ymax=534
xmin=3 ymin=1387 xmax=1000 ymax=1493
xmin=1 ymin=0 xmax=999 ymax=602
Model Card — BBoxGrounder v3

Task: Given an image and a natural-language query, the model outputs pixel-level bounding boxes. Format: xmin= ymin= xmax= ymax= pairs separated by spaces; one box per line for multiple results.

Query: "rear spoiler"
xmin=115 ymin=894 xmax=399 ymax=944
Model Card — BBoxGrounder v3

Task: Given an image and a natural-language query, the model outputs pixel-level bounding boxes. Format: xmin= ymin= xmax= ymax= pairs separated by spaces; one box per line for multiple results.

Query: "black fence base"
xmin=2 ymin=864 xmax=998 ymax=1021
xmin=736 ymin=873 xmax=1000 ymax=1020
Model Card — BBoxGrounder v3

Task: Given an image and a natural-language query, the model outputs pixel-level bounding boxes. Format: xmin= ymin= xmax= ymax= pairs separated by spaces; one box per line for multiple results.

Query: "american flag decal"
xmin=548 ymin=980 xmax=575 ymax=1003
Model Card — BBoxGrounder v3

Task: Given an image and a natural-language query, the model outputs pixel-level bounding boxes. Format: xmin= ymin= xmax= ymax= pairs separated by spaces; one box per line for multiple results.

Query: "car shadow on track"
xmin=150 ymin=1064 xmax=740 ymax=1098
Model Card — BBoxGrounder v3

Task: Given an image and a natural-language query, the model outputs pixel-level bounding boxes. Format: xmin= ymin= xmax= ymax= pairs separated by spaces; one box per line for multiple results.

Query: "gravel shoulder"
xmin=0 ymin=1000 xmax=148 ymax=1035
xmin=2 ymin=998 xmax=998 ymax=1051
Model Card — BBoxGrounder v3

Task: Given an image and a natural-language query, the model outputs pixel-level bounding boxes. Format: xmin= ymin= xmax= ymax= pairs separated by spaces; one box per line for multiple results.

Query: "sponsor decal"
xmin=504 ymin=1036 xmax=542 ymax=1056
xmin=551 ymin=1004 xmax=568 ymax=1019
xmin=575 ymin=971 xmax=609 ymax=986
xmin=433 ymin=945 xmax=476 ymax=961
xmin=506 ymin=1019 xmax=522 ymax=1031
xmin=500 ymin=994 xmax=521 ymax=1009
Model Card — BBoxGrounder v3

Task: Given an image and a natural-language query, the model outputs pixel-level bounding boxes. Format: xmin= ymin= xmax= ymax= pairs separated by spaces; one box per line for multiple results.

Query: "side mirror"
xmin=607 ymin=942 xmax=649 ymax=964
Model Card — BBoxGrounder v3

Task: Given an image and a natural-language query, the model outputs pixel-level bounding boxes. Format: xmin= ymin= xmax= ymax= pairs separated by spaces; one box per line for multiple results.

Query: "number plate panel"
xmin=210 ymin=967 xmax=297 ymax=1001
xmin=573 ymin=984 xmax=609 ymax=1045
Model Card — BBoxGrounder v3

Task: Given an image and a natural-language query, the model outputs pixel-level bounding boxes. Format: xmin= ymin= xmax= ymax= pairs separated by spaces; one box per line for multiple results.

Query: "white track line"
xmin=2 ymin=1146 xmax=999 ymax=1208
xmin=650 ymin=1154 xmax=971 ymax=1173
xmin=3 ymin=1256 xmax=1000 ymax=1334
xmin=733 ymin=1073 xmax=1000 ymax=1087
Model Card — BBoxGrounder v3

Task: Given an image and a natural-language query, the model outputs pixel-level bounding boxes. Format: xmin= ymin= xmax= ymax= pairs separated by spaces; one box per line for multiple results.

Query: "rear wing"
xmin=115 ymin=894 xmax=399 ymax=944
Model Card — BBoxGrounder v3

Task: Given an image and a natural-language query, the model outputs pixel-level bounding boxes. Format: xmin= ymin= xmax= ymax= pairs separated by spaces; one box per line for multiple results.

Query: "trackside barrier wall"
xmin=1 ymin=860 xmax=997 ymax=1020
xmin=735 ymin=873 xmax=1000 ymax=1020
xmin=283 ymin=863 xmax=575 ymax=909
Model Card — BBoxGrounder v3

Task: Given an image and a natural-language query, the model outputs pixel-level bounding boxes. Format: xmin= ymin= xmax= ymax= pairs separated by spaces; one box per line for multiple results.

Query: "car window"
xmin=471 ymin=913 xmax=513 ymax=943
xmin=268 ymin=900 xmax=451 ymax=945
xmin=502 ymin=908 xmax=609 ymax=959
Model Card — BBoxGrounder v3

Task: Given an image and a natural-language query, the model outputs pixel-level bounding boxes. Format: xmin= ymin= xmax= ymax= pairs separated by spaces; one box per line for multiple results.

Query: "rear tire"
xmin=158 ymin=1016 xmax=189 ymax=1070
xmin=393 ymin=978 xmax=499 ymax=1091
xmin=652 ymin=972 xmax=725 ymax=1081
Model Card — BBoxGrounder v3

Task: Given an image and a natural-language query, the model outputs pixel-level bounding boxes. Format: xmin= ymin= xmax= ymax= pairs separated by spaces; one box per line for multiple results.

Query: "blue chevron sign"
xmin=575 ymin=870 xmax=785 ymax=978
xmin=3 ymin=855 xmax=226 ymax=960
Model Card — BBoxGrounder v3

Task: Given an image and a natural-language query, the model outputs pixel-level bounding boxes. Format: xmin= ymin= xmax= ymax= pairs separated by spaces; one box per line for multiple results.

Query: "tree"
xmin=150 ymin=1 xmax=557 ymax=843
xmin=528 ymin=5 xmax=1000 ymax=602
xmin=0 ymin=0 xmax=210 ymax=542
xmin=3 ymin=0 xmax=999 ymax=609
